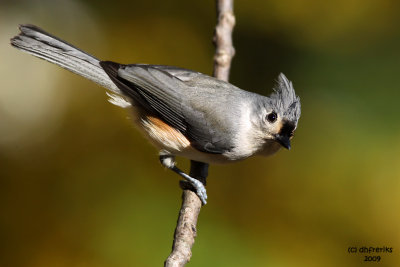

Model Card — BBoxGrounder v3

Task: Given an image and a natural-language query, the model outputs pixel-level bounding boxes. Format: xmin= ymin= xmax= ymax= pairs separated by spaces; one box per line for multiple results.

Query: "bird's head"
xmin=257 ymin=73 xmax=301 ymax=150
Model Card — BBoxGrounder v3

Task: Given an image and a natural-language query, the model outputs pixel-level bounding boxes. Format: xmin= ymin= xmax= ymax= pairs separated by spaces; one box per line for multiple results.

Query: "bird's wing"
xmin=100 ymin=61 xmax=237 ymax=154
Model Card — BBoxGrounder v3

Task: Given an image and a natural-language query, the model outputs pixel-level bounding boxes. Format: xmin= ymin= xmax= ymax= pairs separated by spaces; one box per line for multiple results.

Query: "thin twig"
xmin=164 ymin=1 xmax=235 ymax=266
xmin=213 ymin=0 xmax=236 ymax=81
xmin=164 ymin=161 xmax=208 ymax=267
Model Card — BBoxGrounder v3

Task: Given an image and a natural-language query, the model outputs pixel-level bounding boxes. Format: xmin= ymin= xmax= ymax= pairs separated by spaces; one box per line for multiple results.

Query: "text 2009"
xmin=364 ymin=256 xmax=381 ymax=262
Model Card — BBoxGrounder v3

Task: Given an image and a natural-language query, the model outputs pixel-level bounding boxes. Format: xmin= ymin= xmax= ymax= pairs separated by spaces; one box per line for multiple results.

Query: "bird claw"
xmin=192 ymin=179 xmax=208 ymax=205
xmin=159 ymin=152 xmax=208 ymax=205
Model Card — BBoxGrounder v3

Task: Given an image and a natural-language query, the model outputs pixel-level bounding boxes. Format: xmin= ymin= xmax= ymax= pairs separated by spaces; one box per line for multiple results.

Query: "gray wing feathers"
xmin=10 ymin=24 xmax=130 ymax=108
xmin=120 ymin=66 xmax=186 ymax=115
xmin=103 ymin=63 xmax=239 ymax=153
xmin=119 ymin=66 xmax=188 ymax=132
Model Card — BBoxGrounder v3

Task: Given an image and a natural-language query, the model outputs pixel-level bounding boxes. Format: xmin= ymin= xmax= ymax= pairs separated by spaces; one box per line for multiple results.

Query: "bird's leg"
xmin=159 ymin=150 xmax=208 ymax=205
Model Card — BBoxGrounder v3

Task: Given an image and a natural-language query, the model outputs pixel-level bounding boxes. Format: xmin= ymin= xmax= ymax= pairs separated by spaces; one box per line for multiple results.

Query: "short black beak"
xmin=276 ymin=135 xmax=291 ymax=150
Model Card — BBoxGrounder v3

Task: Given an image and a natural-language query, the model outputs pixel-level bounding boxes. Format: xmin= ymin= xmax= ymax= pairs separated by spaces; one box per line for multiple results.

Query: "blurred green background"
xmin=1 ymin=0 xmax=400 ymax=266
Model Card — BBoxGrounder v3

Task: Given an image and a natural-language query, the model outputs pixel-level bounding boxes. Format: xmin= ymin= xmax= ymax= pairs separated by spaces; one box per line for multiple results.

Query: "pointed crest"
xmin=270 ymin=73 xmax=301 ymax=123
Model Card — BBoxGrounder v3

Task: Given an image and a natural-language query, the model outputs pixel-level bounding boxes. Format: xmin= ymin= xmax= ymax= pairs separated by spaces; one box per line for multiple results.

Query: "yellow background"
xmin=1 ymin=0 xmax=399 ymax=266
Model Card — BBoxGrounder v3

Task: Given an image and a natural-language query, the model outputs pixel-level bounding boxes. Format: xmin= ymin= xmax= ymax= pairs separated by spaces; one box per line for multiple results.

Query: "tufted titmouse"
xmin=10 ymin=24 xmax=301 ymax=204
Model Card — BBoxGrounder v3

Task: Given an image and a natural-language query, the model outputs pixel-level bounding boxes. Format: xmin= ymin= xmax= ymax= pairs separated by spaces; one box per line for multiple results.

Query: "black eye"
xmin=267 ymin=112 xmax=277 ymax=123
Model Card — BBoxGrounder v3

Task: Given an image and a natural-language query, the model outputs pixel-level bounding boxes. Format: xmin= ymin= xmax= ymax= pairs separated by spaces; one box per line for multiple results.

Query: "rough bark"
xmin=164 ymin=161 xmax=208 ymax=267
xmin=164 ymin=1 xmax=235 ymax=266
xmin=213 ymin=0 xmax=236 ymax=81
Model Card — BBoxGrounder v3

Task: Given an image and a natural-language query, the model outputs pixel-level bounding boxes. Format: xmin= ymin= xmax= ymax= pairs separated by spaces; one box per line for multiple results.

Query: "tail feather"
xmin=10 ymin=24 xmax=130 ymax=108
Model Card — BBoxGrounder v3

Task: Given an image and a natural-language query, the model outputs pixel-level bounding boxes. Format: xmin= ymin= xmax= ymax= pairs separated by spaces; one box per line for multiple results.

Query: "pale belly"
xmin=130 ymin=106 xmax=281 ymax=164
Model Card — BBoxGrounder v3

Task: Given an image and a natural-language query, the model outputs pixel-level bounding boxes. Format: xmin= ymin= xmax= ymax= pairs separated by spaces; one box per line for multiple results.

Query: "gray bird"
xmin=10 ymin=24 xmax=301 ymax=204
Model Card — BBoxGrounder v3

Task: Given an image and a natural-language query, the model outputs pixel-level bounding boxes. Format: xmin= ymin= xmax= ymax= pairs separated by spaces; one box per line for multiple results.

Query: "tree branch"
xmin=164 ymin=161 xmax=208 ymax=267
xmin=164 ymin=1 xmax=235 ymax=266
xmin=213 ymin=0 xmax=236 ymax=81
